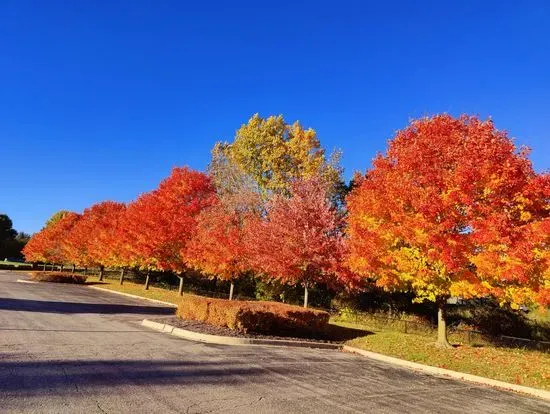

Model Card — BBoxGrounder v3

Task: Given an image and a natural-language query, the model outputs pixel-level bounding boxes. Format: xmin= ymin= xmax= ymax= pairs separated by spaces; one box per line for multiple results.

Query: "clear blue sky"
xmin=2 ymin=1 xmax=549 ymax=234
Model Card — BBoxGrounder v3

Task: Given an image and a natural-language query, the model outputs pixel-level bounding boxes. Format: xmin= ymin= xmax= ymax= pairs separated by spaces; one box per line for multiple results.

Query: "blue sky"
xmin=2 ymin=1 xmax=549 ymax=234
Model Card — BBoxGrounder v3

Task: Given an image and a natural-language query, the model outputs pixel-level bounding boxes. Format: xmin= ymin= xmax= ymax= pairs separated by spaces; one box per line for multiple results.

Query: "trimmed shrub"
xmin=177 ymin=294 xmax=329 ymax=335
xmin=29 ymin=271 xmax=87 ymax=284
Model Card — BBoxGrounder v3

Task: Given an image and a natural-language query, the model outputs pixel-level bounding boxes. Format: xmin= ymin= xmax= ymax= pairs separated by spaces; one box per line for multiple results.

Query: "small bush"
xmin=177 ymin=294 xmax=329 ymax=335
xmin=30 ymin=271 xmax=87 ymax=284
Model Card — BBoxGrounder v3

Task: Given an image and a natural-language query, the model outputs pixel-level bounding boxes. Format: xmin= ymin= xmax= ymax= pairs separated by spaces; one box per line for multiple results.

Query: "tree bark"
xmin=178 ymin=276 xmax=184 ymax=296
xmin=436 ymin=303 xmax=453 ymax=348
xmin=144 ymin=271 xmax=150 ymax=290
xmin=229 ymin=281 xmax=235 ymax=300
xmin=119 ymin=268 xmax=125 ymax=285
xmin=303 ymin=282 xmax=309 ymax=308
xmin=98 ymin=266 xmax=105 ymax=281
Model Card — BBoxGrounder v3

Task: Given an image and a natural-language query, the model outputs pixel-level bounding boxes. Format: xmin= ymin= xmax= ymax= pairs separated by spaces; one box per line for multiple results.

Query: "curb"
xmin=87 ymin=286 xmax=178 ymax=308
xmin=342 ymin=345 xmax=550 ymax=401
xmin=141 ymin=319 xmax=342 ymax=350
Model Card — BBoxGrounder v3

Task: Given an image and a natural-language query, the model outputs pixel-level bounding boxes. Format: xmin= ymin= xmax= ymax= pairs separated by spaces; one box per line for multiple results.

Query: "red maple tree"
xmin=184 ymin=195 xmax=256 ymax=299
xmin=346 ymin=114 xmax=549 ymax=347
xmin=122 ymin=167 xmax=217 ymax=291
xmin=23 ymin=212 xmax=81 ymax=268
xmin=245 ymin=178 xmax=350 ymax=307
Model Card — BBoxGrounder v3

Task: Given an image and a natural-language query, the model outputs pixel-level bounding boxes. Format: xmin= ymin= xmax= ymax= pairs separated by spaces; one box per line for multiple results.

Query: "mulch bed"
xmin=150 ymin=316 xmax=370 ymax=344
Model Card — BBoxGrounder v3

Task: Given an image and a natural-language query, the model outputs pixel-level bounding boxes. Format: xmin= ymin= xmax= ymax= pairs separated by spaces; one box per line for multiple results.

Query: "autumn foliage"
xmin=184 ymin=200 xmax=250 ymax=282
xmin=22 ymin=113 xmax=548 ymax=337
xmin=23 ymin=211 xmax=81 ymax=265
xmin=120 ymin=167 xmax=217 ymax=273
xmin=346 ymin=115 xmax=549 ymax=345
xmin=245 ymin=178 xmax=357 ymax=306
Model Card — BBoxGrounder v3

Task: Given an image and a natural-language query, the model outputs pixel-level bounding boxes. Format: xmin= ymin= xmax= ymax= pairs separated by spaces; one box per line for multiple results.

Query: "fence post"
xmin=403 ymin=320 xmax=408 ymax=334
xmin=467 ymin=330 xmax=472 ymax=345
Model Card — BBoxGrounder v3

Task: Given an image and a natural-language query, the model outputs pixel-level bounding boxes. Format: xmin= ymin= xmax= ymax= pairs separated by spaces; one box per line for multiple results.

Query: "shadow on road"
xmin=0 ymin=297 xmax=175 ymax=315
xmin=0 ymin=359 xmax=266 ymax=393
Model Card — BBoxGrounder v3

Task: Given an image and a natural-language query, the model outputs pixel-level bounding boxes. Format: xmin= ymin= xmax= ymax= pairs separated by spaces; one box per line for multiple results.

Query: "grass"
xmin=87 ymin=278 xmax=550 ymax=390
xmin=334 ymin=320 xmax=550 ymax=390
xmin=92 ymin=279 xmax=181 ymax=305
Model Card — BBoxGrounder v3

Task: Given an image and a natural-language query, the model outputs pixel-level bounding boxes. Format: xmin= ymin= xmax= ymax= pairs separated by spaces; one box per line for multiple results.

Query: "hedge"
xmin=177 ymin=294 xmax=330 ymax=335
xmin=29 ymin=272 xmax=87 ymax=284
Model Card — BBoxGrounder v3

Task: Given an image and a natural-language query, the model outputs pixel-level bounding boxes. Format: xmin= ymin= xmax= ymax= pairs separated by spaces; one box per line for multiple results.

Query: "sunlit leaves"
xmin=347 ymin=114 xmax=549 ymax=307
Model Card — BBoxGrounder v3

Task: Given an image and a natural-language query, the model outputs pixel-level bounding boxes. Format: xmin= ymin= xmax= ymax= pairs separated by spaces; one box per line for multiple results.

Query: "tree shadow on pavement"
xmin=0 ymin=359 xmax=266 ymax=394
xmin=0 ymin=297 xmax=175 ymax=315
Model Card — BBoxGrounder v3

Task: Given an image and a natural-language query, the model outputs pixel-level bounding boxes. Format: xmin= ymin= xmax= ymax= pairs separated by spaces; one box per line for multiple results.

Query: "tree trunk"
xmin=178 ymin=276 xmax=184 ymax=296
xmin=43 ymin=263 xmax=47 ymax=271
xmin=60 ymin=264 xmax=64 ymax=272
xmin=229 ymin=281 xmax=235 ymax=300
xmin=144 ymin=271 xmax=150 ymax=290
xmin=84 ymin=267 xmax=88 ymax=275
xmin=72 ymin=264 xmax=76 ymax=273
xmin=119 ymin=268 xmax=125 ymax=285
xmin=98 ymin=266 xmax=105 ymax=281
xmin=303 ymin=282 xmax=309 ymax=308
xmin=436 ymin=303 xmax=453 ymax=348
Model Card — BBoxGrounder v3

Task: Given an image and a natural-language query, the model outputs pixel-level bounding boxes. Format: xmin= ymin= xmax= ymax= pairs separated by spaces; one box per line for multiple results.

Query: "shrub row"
xmin=177 ymin=294 xmax=329 ymax=335
xmin=29 ymin=271 xmax=87 ymax=284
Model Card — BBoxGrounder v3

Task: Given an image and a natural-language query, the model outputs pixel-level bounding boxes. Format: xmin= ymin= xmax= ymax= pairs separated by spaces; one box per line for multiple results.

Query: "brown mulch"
xmin=150 ymin=316 xmax=371 ymax=344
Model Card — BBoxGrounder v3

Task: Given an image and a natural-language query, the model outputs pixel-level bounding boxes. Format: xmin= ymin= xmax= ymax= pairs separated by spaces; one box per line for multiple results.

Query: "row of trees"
xmin=23 ymin=114 xmax=549 ymax=347
xmin=24 ymin=114 xmax=353 ymax=307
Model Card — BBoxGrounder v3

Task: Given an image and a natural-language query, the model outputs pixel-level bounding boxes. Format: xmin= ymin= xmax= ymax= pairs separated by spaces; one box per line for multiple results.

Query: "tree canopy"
xmin=346 ymin=114 xmax=549 ymax=346
xmin=213 ymin=114 xmax=344 ymax=200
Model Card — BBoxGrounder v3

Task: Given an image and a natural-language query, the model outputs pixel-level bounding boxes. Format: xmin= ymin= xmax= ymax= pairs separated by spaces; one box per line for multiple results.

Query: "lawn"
xmin=90 ymin=279 xmax=550 ymax=390
xmin=336 ymin=320 xmax=550 ymax=390
xmin=92 ymin=280 xmax=181 ymax=305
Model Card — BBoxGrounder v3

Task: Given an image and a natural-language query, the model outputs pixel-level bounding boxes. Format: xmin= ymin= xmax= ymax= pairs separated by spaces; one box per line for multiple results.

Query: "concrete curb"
xmin=16 ymin=279 xmax=38 ymax=284
xmin=342 ymin=345 xmax=550 ymax=401
xmin=141 ymin=319 xmax=342 ymax=350
xmin=87 ymin=286 xmax=178 ymax=308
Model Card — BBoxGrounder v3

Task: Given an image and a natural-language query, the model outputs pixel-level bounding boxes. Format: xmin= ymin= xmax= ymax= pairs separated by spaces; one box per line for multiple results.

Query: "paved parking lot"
xmin=1 ymin=270 xmax=549 ymax=413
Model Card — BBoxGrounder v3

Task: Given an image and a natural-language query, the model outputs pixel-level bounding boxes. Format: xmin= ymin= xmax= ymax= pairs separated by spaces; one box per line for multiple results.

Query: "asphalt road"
xmin=0 ymin=270 xmax=548 ymax=413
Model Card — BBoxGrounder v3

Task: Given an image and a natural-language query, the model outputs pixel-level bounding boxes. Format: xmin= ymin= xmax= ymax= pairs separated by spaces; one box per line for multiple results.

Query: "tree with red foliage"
xmin=122 ymin=167 xmax=217 ymax=292
xmin=184 ymin=194 xmax=257 ymax=300
xmin=245 ymin=178 xmax=351 ymax=307
xmin=23 ymin=212 xmax=81 ymax=269
xmin=346 ymin=115 xmax=549 ymax=347
xmin=64 ymin=201 xmax=126 ymax=279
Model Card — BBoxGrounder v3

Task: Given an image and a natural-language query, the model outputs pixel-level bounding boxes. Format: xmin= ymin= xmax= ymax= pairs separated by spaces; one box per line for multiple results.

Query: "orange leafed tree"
xmin=346 ymin=114 xmax=549 ymax=347
xmin=245 ymin=178 xmax=353 ymax=307
xmin=122 ymin=167 xmax=217 ymax=292
xmin=23 ymin=211 xmax=81 ymax=267
xmin=184 ymin=193 xmax=258 ymax=300
xmin=64 ymin=201 xmax=127 ymax=278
